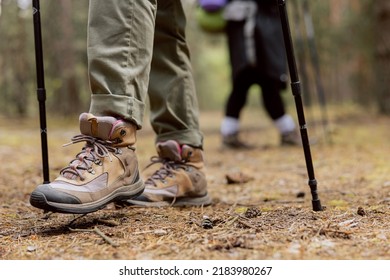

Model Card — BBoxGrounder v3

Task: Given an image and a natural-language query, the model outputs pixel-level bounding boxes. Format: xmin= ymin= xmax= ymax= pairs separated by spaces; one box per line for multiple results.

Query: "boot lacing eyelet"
xmin=60 ymin=134 xmax=117 ymax=180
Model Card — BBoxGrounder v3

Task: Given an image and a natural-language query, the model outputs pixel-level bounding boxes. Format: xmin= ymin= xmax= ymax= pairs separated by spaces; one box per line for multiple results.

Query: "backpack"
xmin=196 ymin=0 xmax=227 ymax=33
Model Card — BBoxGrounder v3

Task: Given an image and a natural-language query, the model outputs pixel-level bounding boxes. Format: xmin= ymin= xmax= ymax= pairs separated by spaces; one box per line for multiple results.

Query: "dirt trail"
xmin=0 ymin=107 xmax=389 ymax=260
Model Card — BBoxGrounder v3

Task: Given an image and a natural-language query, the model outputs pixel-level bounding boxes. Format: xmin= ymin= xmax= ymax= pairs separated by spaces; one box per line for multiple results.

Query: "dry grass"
xmin=0 ymin=105 xmax=389 ymax=260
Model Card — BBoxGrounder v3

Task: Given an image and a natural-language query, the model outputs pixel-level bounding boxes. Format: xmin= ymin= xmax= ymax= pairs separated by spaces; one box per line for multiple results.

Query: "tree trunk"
xmin=47 ymin=0 xmax=81 ymax=115
xmin=13 ymin=16 xmax=30 ymax=116
xmin=59 ymin=0 xmax=81 ymax=115
xmin=374 ymin=0 xmax=390 ymax=114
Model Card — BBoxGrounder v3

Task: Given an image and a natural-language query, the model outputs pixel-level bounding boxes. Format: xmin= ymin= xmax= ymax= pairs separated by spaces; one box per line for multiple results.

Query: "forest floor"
xmin=0 ymin=104 xmax=389 ymax=260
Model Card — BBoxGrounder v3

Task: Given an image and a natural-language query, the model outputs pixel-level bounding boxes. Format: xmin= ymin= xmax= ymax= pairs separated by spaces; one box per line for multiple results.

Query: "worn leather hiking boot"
xmin=29 ymin=113 xmax=144 ymax=214
xmin=125 ymin=140 xmax=212 ymax=207
xmin=281 ymin=130 xmax=302 ymax=146
xmin=222 ymin=133 xmax=254 ymax=150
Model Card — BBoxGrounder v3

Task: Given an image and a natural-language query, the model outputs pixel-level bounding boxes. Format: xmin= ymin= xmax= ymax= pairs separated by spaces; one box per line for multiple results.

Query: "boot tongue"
xmin=156 ymin=140 xmax=182 ymax=161
xmin=156 ymin=140 xmax=204 ymax=167
xmin=79 ymin=113 xmax=121 ymax=141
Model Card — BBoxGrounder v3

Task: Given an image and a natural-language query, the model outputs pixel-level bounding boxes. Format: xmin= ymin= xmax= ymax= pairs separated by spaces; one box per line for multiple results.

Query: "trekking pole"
xmin=32 ymin=0 xmax=50 ymax=184
xmin=277 ymin=0 xmax=323 ymax=211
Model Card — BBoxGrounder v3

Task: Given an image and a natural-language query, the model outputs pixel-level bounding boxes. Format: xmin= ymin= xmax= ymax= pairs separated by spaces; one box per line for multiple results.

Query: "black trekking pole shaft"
xmin=277 ymin=0 xmax=322 ymax=211
xmin=32 ymin=0 xmax=50 ymax=184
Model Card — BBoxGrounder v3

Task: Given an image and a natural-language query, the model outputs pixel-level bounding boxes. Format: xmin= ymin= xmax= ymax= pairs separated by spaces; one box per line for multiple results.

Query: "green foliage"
xmin=0 ymin=0 xmax=385 ymax=118
xmin=0 ymin=1 xmax=34 ymax=116
xmin=0 ymin=0 xmax=89 ymax=117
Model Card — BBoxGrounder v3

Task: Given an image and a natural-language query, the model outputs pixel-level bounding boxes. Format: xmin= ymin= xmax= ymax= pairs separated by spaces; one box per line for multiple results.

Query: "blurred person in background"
xmin=220 ymin=0 xmax=300 ymax=149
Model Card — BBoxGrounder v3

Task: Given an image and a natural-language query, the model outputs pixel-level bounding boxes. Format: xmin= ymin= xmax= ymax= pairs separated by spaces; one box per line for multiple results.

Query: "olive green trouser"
xmin=87 ymin=0 xmax=203 ymax=148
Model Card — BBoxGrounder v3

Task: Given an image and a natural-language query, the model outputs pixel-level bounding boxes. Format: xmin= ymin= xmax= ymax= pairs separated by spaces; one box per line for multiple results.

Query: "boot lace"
xmin=144 ymin=156 xmax=186 ymax=187
xmin=144 ymin=156 xmax=189 ymax=205
xmin=59 ymin=134 xmax=119 ymax=180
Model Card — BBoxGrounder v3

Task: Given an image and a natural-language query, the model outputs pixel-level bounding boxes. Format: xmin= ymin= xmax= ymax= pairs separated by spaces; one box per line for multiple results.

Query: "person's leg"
xmin=220 ymin=67 xmax=255 ymax=149
xmin=260 ymin=78 xmax=286 ymax=120
xmin=126 ymin=0 xmax=211 ymax=207
xmin=88 ymin=0 xmax=156 ymax=126
xmin=29 ymin=0 xmax=157 ymax=214
xmin=224 ymin=70 xmax=252 ymax=120
xmin=148 ymin=1 xmax=203 ymax=147
xmin=260 ymin=78 xmax=300 ymax=146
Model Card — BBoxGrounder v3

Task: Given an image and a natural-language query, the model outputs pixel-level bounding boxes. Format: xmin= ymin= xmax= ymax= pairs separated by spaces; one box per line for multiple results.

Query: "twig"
xmin=95 ymin=218 xmax=120 ymax=227
xmin=132 ymin=227 xmax=171 ymax=235
xmin=225 ymin=215 xmax=239 ymax=226
xmin=93 ymin=226 xmax=119 ymax=247
xmin=237 ymin=218 xmax=258 ymax=229
xmin=263 ymin=200 xmax=305 ymax=204
xmin=69 ymin=226 xmax=119 ymax=247
xmin=67 ymin=214 xmax=88 ymax=227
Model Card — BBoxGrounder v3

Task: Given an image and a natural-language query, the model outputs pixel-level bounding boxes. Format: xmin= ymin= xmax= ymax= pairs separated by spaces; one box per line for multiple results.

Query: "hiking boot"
xmin=281 ymin=130 xmax=301 ymax=146
xmin=125 ymin=140 xmax=212 ymax=207
xmin=222 ymin=133 xmax=254 ymax=150
xmin=29 ymin=113 xmax=144 ymax=214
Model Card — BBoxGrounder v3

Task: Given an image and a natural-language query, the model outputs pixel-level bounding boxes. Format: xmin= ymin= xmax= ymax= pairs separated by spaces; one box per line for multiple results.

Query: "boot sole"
xmin=30 ymin=181 xmax=145 ymax=214
xmin=125 ymin=193 xmax=212 ymax=207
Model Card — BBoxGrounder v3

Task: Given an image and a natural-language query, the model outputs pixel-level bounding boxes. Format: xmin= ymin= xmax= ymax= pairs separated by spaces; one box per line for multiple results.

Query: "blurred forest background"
xmin=0 ymin=0 xmax=389 ymax=119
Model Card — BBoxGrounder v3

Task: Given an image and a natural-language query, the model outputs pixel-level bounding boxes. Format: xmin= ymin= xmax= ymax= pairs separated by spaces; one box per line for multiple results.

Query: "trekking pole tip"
xmin=312 ymin=199 xmax=323 ymax=211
